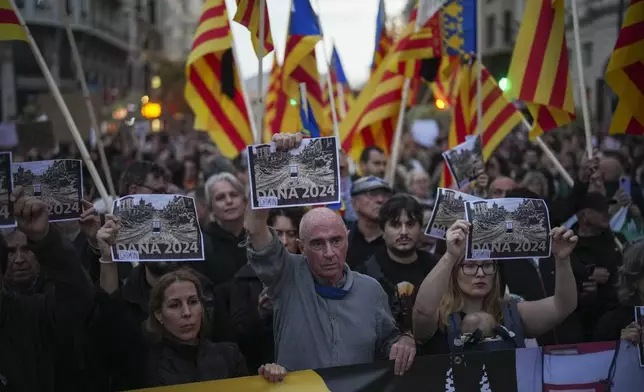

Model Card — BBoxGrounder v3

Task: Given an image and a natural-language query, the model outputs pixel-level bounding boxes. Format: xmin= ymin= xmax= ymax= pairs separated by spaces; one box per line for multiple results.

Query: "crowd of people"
xmin=2 ymin=125 xmax=644 ymax=391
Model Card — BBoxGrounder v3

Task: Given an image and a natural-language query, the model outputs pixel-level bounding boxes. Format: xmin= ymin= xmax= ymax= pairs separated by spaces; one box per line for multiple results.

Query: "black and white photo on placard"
xmin=12 ymin=159 xmax=83 ymax=222
xmin=425 ymin=188 xmax=482 ymax=239
xmin=247 ymin=136 xmax=340 ymax=209
xmin=636 ymin=306 xmax=644 ymax=367
xmin=464 ymin=198 xmax=551 ymax=260
xmin=111 ymin=194 xmax=204 ymax=262
xmin=442 ymin=135 xmax=485 ymax=189
xmin=0 ymin=152 xmax=15 ymax=228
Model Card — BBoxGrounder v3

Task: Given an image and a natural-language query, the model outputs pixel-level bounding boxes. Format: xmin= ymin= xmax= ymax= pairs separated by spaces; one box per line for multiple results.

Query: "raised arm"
xmin=413 ymin=220 xmax=469 ymax=341
xmin=517 ymin=227 xmax=578 ymax=338
xmin=11 ymin=186 xmax=94 ymax=324
xmin=245 ymin=132 xmax=304 ymax=296
xmin=96 ymin=215 xmax=121 ymax=294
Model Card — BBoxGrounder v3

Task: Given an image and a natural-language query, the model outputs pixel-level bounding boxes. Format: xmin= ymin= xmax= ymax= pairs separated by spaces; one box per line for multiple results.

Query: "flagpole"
xmin=255 ymin=0 xmax=266 ymax=144
xmin=311 ymin=0 xmax=340 ymax=137
xmin=64 ymin=21 xmax=117 ymax=197
xmin=7 ymin=0 xmax=111 ymax=207
xmin=300 ymin=83 xmax=309 ymax=121
xmin=229 ymin=25 xmax=260 ymax=148
xmin=385 ymin=0 xmax=429 ymax=185
xmin=519 ymin=116 xmax=574 ymax=186
xmin=476 ymin=0 xmax=483 ymax=135
xmin=570 ymin=0 xmax=593 ymax=159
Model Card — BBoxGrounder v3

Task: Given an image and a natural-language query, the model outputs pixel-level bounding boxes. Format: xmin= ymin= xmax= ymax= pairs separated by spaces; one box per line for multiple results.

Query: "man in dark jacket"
xmin=0 ymin=186 xmax=94 ymax=392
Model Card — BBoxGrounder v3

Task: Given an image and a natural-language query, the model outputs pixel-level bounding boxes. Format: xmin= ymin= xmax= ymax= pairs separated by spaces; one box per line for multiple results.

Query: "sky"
xmin=223 ymin=0 xmax=408 ymax=89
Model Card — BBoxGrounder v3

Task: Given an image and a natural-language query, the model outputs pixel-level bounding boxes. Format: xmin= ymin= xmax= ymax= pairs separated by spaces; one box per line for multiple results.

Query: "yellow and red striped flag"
xmin=606 ymin=0 xmax=644 ymax=135
xmin=233 ymin=0 xmax=274 ymax=57
xmin=282 ymin=0 xmax=330 ymax=136
xmin=339 ymin=61 xmax=404 ymax=162
xmin=507 ymin=0 xmax=575 ymax=140
xmin=0 ymin=0 xmax=27 ymax=41
xmin=431 ymin=56 xmax=460 ymax=107
xmin=185 ymin=0 xmax=253 ymax=159
xmin=264 ymin=56 xmax=300 ymax=143
xmin=323 ymin=46 xmax=353 ymax=123
xmin=372 ymin=0 xmax=393 ymax=71
xmin=466 ymin=61 xmax=522 ymax=160
xmin=609 ymin=101 xmax=644 ymax=135
xmin=387 ymin=13 xmax=442 ymax=78
xmin=439 ymin=66 xmax=470 ymax=188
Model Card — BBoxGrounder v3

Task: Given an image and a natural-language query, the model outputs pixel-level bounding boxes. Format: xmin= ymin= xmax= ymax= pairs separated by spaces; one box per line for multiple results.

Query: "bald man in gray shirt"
xmin=245 ymin=132 xmax=416 ymax=375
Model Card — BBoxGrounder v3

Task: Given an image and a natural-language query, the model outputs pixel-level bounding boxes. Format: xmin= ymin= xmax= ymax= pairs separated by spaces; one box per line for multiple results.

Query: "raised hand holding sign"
xmin=11 ymin=185 xmax=49 ymax=242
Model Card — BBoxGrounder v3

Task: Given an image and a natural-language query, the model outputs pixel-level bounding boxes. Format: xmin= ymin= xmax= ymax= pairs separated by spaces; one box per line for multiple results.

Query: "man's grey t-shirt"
xmin=247 ymin=230 xmax=400 ymax=371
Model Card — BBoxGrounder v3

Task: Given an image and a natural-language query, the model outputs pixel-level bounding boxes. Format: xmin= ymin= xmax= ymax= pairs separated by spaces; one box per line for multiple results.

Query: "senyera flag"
xmin=0 ymin=0 xmax=28 ymax=42
xmin=129 ymin=341 xmax=643 ymax=391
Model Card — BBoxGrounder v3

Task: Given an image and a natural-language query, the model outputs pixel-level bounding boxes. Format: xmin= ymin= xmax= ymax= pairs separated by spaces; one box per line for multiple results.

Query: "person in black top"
xmin=594 ymin=240 xmax=644 ymax=344
xmin=144 ymin=269 xmax=286 ymax=387
xmin=358 ymin=194 xmax=437 ymax=334
xmin=0 ymin=186 xmax=95 ymax=392
xmin=346 ymin=176 xmax=392 ymax=268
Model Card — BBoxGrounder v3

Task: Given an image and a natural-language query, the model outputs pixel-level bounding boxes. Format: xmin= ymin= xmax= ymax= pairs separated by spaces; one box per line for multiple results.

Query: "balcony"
xmin=19 ymin=0 xmax=130 ymax=51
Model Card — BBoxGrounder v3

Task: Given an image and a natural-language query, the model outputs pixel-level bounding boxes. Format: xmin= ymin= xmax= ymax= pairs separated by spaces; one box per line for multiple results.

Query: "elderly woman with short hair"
xmin=594 ymin=240 xmax=644 ymax=344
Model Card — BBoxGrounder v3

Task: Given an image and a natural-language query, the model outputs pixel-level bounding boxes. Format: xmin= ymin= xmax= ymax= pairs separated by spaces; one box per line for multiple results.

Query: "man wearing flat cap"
xmin=346 ymin=176 xmax=393 ymax=269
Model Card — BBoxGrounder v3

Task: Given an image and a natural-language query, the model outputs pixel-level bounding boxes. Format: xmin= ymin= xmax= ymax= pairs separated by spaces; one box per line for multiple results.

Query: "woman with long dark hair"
xmin=145 ymin=269 xmax=286 ymax=386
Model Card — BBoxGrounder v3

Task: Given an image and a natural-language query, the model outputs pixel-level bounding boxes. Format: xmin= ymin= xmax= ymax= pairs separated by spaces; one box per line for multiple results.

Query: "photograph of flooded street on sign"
xmin=12 ymin=159 xmax=82 ymax=221
xmin=248 ymin=136 xmax=340 ymax=208
xmin=425 ymin=188 xmax=482 ymax=239
xmin=111 ymin=194 xmax=204 ymax=262
xmin=464 ymin=198 xmax=551 ymax=260
xmin=0 ymin=152 xmax=14 ymax=228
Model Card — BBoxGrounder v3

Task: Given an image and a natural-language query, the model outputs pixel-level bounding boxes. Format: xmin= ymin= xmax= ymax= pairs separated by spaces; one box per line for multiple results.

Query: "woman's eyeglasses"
xmin=461 ymin=263 xmax=497 ymax=276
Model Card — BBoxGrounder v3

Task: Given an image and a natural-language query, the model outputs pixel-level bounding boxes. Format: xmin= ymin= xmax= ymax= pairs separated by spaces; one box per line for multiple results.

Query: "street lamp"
xmin=141 ymin=102 xmax=162 ymax=119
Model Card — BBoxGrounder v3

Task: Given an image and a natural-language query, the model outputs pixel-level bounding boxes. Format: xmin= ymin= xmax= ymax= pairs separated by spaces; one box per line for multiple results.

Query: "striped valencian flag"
xmin=439 ymin=63 xmax=474 ymax=188
xmin=339 ymin=62 xmax=404 ymax=163
xmin=372 ymin=0 xmax=393 ymax=71
xmin=606 ymin=0 xmax=644 ymax=135
xmin=0 ymin=0 xmax=27 ymax=41
xmin=324 ymin=46 xmax=353 ymax=121
xmin=507 ymin=0 xmax=575 ymax=140
xmin=263 ymin=56 xmax=300 ymax=143
xmin=387 ymin=12 xmax=442 ymax=78
xmin=185 ymin=0 xmax=253 ymax=159
xmin=233 ymin=0 xmax=274 ymax=56
xmin=282 ymin=0 xmax=330 ymax=136
xmin=431 ymin=56 xmax=460 ymax=107
xmin=466 ymin=61 xmax=522 ymax=160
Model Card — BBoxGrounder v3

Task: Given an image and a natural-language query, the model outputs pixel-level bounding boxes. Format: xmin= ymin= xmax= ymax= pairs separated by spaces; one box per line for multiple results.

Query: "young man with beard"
xmin=358 ymin=194 xmax=438 ymax=335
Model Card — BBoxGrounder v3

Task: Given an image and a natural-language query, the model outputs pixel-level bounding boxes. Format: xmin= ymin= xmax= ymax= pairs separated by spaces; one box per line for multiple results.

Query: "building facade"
xmin=0 ymin=0 xmax=165 ymax=121
xmin=162 ymin=0 xmax=202 ymax=62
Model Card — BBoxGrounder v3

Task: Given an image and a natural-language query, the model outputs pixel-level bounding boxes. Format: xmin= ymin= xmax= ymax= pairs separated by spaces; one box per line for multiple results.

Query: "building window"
xmin=35 ymin=0 xmax=51 ymax=9
xmin=503 ymin=11 xmax=513 ymax=45
xmin=582 ymin=42 xmax=593 ymax=67
xmin=486 ymin=15 xmax=496 ymax=48
xmin=149 ymin=0 xmax=157 ymax=24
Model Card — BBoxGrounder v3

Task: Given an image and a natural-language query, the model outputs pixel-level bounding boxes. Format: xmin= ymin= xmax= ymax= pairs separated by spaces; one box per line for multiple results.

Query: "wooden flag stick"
xmin=255 ymin=0 xmax=266 ymax=144
xmin=476 ymin=0 xmax=483 ymax=136
xmin=230 ymin=24 xmax=260 ymax=147
xmin=312 ymin=0 xmax=340 ymax=137
xmin=64 ymin=23 xmax=117 ymax=197
xmin=386 ymin=0 xmax=432 ymax=185
xmin=521 ymin=117 xmax=575 ymax=187
xmin=8 ymin=0 xmax=111 ymax=207
xmin=570 ymin=0 xmax=593 ymax=159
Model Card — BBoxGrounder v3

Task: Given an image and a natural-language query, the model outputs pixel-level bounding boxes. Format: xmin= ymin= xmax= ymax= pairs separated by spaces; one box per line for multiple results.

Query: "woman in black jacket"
xmin=145 ymin=269 xmax=286 ymax=387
